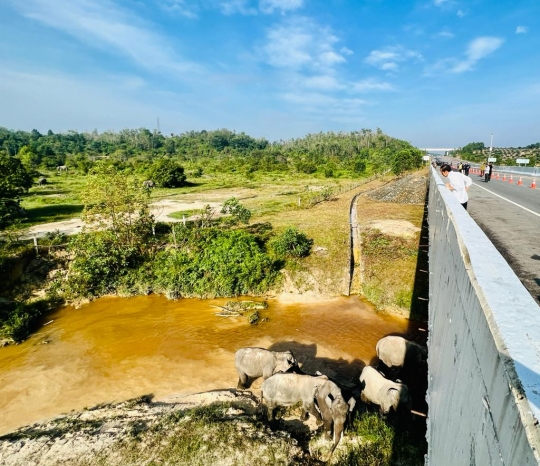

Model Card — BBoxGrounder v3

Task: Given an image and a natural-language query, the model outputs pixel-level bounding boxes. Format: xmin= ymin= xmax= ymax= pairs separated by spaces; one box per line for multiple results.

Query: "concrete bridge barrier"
xmin=427 ymin=167 xmax=540 ymax=465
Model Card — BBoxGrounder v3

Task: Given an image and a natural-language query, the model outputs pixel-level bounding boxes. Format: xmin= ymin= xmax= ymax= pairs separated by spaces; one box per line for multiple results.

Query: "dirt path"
xmin=25 ymin=200 xmax=223 ymax=238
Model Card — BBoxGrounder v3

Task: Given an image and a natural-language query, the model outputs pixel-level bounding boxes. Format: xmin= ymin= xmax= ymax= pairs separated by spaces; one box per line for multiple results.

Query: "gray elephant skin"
xmin=376 ymin=335 xmax=427 ymax=376
xmin=359 ymin=366 xmax=411 ymax=415
xmin=315 ymin=379 xmax=356 ymax=456
xmin=142 ymin=180 xmax=155 ymax=189
xmin=260 ymin=372 xmax=328 ymax=422
xmin=235 ymin=347 xmax=297 ymax=389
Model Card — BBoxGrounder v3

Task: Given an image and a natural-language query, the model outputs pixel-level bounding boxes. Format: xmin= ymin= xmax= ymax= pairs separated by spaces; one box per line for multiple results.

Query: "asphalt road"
xmin=466 ymin=171 xmax=540 ymax=306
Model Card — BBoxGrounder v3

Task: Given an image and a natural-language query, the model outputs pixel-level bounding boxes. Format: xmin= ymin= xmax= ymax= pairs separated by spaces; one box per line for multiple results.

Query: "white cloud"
xmin=351 ymin=78 xmax=396 ymax=93
xmin=364 ymin=46 xmax=422 ymax=72
xmin=158 ymin=0 xmax=198 ymax=18
xmin=260 ymin=0 xmax=304 ymax=14
xmin=427 ymin=36 xmax=504 ymax=74
xmin=340 ymin=47 xmax=354 ymax=56
xmin=220 ymin=0 xmax=258 ymax=15
xmin=457 ymin=10 xmax=465 ymax=17
xmin=438 ymin=30 xmax=454 ymax=38
xmin=319 ymin=51 xmax=346 ymax=66
xmin=516 ymin=26 xmax=528 ymax=34
xmin=303 ymin=75 xmax=343 ymax=91
xmin=262 ymin=17 xmax=348 ymax=72
xmin=452 ymin=36 xmax=504 ymax=72
xmin=433 ymin=0 xmax=450 ymax=5
xmin=8 ymin=0 xmax=200 ymax=75
xmin=280 ymin=92 xmax=369 ymax=117
xmin=220 ymin=0 xmax=303 ymax=15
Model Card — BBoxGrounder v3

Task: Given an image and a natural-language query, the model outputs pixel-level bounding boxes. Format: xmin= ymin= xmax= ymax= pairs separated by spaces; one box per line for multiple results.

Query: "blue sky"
xmin=0 ymin=0 xmax=538 ymax=148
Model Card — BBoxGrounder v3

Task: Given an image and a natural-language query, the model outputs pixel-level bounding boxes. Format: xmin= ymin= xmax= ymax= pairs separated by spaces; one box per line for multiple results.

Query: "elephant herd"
xmin=234 ymin=336 xmax=427 ymax=457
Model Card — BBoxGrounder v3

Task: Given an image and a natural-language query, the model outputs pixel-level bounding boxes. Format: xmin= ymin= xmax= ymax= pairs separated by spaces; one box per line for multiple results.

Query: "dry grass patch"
xmin=262 ymin=178 xmax=390 ymax=298
xmin=352 ymin=185 xmax=427 ymax=317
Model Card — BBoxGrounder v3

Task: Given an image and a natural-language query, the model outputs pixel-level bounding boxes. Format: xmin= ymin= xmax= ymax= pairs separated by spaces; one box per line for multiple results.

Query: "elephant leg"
xmin=266 ymin=402 xmax=276 ymax=422
xmin=237 ymin=372 xmax=248 ymax=389
xmin=305 ymin=402 xmax=322 ymax=423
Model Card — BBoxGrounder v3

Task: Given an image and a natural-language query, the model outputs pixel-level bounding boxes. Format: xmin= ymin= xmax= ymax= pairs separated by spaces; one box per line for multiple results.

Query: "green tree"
xmin=148 ymin=159 xmax=187 ymax=188
xmin=80 ymin=162 xmax=153 ymax=249
xmin=66 ymin=163 xmax=154 ymax=297
xmin=220 ymin=198 xmax=252 ymax=225
xmin=17 ymin=146 xmax=40 ymax=174
xmin=0 ymin=155 xmax=33 ymax=229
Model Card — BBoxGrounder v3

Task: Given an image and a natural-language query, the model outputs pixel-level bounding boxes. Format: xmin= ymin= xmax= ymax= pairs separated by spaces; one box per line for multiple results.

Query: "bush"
xmin=0 ymin=298 xmax=60 ymax=343
xmin=65 ymin=231 xmax=144 ymax=298
xmin=269 ymin=227 xmax=313 ymax=259
xmin=153 ymin=228 xmax=279 ymax=298
xmin=148 ymin=159 xmax=187 ymax=188
xmin=220 ymin=198 xmax=251 ymax=225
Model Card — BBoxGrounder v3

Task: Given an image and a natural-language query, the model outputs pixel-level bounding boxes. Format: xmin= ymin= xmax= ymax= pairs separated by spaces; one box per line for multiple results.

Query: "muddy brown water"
xmin=0 ymin=295 xmax=426 ymax=435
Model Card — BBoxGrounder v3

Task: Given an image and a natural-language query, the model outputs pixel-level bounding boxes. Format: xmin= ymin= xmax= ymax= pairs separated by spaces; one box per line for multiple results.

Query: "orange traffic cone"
xmin=531 ymin=179 xmax=537 ymax=189
xmin=496 ymin=172 xmax=500 ymax=179
xmin=517 ymin=177 xmax=523 ymax=186
xmin=509 ymin=175 xmax=513 ymax=183
xmin=502 ymin=173 xmax=506 ymax=181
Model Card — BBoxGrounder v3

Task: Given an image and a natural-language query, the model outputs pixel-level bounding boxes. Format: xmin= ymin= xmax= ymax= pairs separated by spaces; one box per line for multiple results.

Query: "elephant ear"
xmin=387 ymin=387 xmax=400 ymax=407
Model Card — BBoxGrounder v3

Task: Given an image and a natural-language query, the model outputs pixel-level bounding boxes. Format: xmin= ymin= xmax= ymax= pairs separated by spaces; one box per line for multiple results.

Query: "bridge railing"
xmin=427 ymin=166 xmax=540 ymax=465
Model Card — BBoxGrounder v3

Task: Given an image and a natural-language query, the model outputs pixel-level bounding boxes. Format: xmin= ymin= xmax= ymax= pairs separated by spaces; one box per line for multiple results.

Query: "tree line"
xmin=456 ymin=141 xmax=540 ymax=165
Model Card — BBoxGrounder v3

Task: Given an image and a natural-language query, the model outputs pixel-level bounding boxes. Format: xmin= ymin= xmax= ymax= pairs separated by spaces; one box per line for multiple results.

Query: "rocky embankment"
xmin=367 ymin=172 xmax=428 ymax=204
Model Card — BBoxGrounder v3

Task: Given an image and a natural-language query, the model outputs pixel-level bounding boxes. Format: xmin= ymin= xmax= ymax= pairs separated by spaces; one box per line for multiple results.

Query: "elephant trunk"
xmin=329 ymin=420 xmax=344 ymax=457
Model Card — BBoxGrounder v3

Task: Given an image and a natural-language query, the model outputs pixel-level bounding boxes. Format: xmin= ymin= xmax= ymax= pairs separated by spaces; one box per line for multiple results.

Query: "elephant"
xmin=315 ymin=379 xmax=356 ymax=457
xmin=56 ymin=165 xmax=68 ymax=173
xmin=359 ymin=366 xmax=411 ymax=416
xmin=235 ymin=347 xmax=298 ymax=389
xmin=37 ymin=177 xmax=47 ymax=185
xmin=260 ymin=372 xmax=328 ymax=422
xmin=376 ymin=336 xmax=427 ymax=378
xmin=142 ymin=180 xmax=155 ymax=189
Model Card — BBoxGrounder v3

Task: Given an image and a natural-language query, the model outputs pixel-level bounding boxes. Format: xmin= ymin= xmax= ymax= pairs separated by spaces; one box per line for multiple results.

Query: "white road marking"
xmin=471 ymin=182 xmax=540 ymax=218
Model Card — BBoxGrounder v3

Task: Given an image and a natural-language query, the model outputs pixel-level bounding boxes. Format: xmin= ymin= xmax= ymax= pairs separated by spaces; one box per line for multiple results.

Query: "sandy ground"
xmin=25 ymin=200 xmax=223 ymax=238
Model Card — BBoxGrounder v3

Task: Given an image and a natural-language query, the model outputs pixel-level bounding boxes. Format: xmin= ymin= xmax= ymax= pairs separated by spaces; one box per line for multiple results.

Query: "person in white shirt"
xmin=440 ymin=163 xmax=473 ymax=210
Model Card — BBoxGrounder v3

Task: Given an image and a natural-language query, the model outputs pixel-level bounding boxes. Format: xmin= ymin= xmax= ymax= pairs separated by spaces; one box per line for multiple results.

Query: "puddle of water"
xmin=0 ymin=295 xmax=423 ymax=435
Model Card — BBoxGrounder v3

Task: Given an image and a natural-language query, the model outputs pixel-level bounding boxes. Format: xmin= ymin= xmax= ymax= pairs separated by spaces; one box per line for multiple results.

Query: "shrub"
xmin=220 ymin=198 xmax=252 ymax=225
xmin=65 ymin=231 xmax=144 ymax=298
xmin=269 ymin=227 xmax=313 ymax=259
xmin=148 ymin=159 xmax=187 ymax=188
xmin=153 ymin=228 xmax=279 ymax=298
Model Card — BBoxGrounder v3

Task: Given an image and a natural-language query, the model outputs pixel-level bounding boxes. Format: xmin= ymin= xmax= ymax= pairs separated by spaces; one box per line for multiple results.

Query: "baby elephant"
xmin=315 ymin=379 xmax=356 ymax=457
xmin=235 ymin=347 xmax=298 ymax=389
xmin=376 ymin=336 xmax=427 ymax=378
xmin=359 ymin=366 xmax=411 ymax=416
xmin=260 ymin=372 xmax=328 ymax=422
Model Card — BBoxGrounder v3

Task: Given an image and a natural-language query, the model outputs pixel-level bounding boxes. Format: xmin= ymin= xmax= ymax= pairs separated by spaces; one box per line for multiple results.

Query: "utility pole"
xmin=157 ymin=117 xmax=161 ymax=133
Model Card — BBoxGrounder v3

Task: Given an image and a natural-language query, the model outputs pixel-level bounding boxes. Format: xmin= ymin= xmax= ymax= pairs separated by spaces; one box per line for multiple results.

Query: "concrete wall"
xmin=427 ymin=167 xmax=540 ymax=465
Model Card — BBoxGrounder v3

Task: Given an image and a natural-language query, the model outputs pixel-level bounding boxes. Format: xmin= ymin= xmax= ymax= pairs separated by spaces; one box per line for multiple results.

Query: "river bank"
xmin=0 ymin=170 xmax=429 ymax=465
